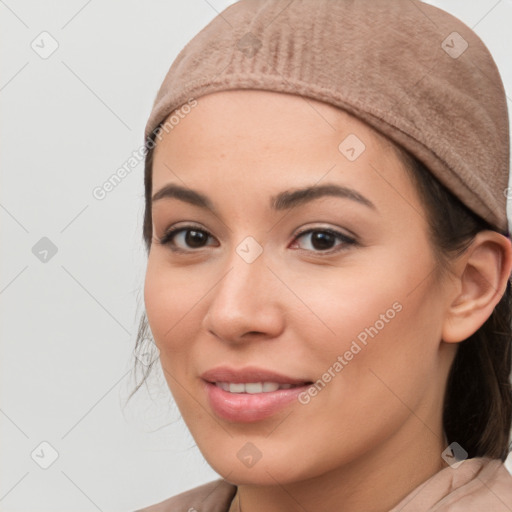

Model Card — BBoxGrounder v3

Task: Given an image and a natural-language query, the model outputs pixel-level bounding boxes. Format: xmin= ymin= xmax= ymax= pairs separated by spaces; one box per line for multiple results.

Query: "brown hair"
xmin=128 ymin=126 xmax=512 ymax=462
xmin=395 ymin=149 xmax=512 ymax=462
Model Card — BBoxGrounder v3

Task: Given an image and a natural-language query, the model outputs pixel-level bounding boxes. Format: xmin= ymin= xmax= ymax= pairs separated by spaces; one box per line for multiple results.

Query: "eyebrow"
xmin=151 ymin=182 xmax=377 ymax=213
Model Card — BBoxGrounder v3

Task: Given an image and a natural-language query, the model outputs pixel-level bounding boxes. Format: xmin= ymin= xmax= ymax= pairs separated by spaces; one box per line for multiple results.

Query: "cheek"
xmin=286 ymin=263 xmax=408 ymax=362
xmin=287 ymin=232 xmax=434 ymax=348
xmin=140 ymin=244 xmax=446 ymax=484
xmin=284 ymin=283 xmax=443 ymax=473
xmin=291 ymin=250 xmax=443 ymax=408
xmin=143 ymin=258 xmax=203 ymax=358
xmin=143 ymin=260 xmax=206 ymax=416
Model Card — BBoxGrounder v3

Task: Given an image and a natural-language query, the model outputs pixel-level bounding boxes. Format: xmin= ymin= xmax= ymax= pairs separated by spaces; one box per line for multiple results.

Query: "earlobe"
xmin=441 ymin=231 xmax=512 ymax=343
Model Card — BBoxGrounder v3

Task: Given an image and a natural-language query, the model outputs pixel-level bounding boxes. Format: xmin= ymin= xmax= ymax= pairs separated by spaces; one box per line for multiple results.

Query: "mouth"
xmin=200 ymin=365 xmax=314 ymax=422
xmin=211 ymin=381 xmax=312 ymax=393
xmin=200 ymin=365 xmax=312 ymax=387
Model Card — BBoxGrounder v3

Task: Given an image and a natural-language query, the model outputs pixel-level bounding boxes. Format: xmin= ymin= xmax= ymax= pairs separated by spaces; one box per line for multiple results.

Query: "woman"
xmin=132 ymin=0 xmax=512 ymax=510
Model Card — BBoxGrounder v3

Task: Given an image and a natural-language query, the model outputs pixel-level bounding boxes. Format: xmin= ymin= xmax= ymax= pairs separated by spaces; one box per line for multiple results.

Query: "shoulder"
xmin=134 ymin=478 xmax=237 ymax=512
xmin=443 ymin=457 xmax=512 ymax=511
xmin=392 ymin=456 xmax=512 ymax=511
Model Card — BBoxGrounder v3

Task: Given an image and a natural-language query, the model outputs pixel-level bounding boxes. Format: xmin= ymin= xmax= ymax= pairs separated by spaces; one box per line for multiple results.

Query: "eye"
xmin=290 ymin=227 xmax=357 ymax=254
xmin=155 ymin=224 xmax=357 ymax=255
xmin=156 ymin=224 xmax=217 ymax=252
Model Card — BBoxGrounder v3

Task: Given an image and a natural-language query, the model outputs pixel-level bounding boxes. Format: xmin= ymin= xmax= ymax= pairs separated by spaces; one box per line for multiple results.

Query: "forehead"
xmin=153 ymin=89 xmax=394 ymax=159
xmin=150 ymin=90 xmax=418 ymax=215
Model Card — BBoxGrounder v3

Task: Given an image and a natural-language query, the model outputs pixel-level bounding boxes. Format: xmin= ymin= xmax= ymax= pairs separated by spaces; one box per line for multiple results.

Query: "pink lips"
xmin=201 ymin=365 xmax=312 ymax=423
xmin=201 ymin=365 xmax=310 ymax=385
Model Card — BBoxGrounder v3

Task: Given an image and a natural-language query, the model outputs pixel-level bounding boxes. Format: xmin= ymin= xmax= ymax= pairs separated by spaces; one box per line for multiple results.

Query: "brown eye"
xmin=157 ymin=224 xmax=356 ymax=256
xmin=158 ymin=225 xmax=216 ymax=251
xmin=291 ymin=228 xmax=356 ymax=254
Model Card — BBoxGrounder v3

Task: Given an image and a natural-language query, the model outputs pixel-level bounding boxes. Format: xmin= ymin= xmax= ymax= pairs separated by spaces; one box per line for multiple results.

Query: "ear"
xmin=442 ymin=231 xmax=512 ymax=343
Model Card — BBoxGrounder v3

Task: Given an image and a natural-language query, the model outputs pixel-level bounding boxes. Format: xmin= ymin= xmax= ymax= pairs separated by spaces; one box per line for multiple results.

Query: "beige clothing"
xmin=136 ymin=457 xmax=512 ymax=511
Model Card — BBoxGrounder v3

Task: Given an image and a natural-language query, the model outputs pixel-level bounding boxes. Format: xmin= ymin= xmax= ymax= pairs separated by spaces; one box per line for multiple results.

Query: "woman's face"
xmin=145 ymin=90 xmax=456 ymax=485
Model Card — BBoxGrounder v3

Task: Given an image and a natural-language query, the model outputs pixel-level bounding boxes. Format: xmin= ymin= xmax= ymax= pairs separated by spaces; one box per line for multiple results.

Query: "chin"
xmin=197 ymin=443 xmax=321 ymax=487
xmin=214 ymin=463 xmax=298 ymax=486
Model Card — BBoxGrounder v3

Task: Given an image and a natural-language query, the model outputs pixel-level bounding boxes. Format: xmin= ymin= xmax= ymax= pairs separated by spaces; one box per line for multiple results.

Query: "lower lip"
xmin=203 ymin=380 xmax=311 ymax=423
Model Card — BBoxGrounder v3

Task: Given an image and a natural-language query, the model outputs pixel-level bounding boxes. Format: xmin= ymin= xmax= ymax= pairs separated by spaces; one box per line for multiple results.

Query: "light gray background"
xmin=1 ymin=1 xmax=512 ymax=511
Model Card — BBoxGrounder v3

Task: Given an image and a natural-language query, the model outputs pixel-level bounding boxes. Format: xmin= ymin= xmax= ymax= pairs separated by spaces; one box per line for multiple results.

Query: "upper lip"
xmin=201 ymin=366 xmax=312 ymax=385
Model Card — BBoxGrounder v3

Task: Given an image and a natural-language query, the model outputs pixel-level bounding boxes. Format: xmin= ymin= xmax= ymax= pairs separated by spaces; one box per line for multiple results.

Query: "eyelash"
xmin=156 ymin=224 xmax=357 ymax=256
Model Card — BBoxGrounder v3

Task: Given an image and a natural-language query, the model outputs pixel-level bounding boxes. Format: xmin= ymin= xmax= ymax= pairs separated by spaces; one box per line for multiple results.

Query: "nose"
xmin=201 ymin=247 xmax=286 ymax=344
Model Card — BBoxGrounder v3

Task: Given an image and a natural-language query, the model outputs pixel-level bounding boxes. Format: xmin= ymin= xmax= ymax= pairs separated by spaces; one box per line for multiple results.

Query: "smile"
xmin=214 ymin=382 xmax=304 ymax=393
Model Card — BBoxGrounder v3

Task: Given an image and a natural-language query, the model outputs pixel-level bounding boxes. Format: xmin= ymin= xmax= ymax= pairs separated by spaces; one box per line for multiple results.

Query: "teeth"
xmin=245 ymin=383 xmax=263 ymax=393
xmin=230 ymin=383 xmax=246 ymax=393
xmin=215 ymin=382 xmax=298 ymax=393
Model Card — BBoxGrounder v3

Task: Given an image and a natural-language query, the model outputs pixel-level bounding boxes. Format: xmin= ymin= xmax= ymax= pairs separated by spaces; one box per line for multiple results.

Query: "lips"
xmin=200 ymin=366 xmax=314 ymax=422
xmin=200 ymin=365 xmax=311 ymax=386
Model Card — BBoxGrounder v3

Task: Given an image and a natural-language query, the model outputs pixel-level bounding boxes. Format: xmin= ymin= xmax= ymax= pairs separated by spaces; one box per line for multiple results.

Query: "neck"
xmin=234 ymin=419 xmax=446 ymax=512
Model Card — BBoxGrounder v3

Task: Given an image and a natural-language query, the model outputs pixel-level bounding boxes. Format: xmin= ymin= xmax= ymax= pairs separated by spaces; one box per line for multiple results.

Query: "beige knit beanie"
xmin=144 ymin=0 xmax=510 ymax=233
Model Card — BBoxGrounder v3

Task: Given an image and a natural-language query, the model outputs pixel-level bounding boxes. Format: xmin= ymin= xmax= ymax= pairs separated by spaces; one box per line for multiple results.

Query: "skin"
xmin=144 ymin=90 xmax=512 ymax=512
